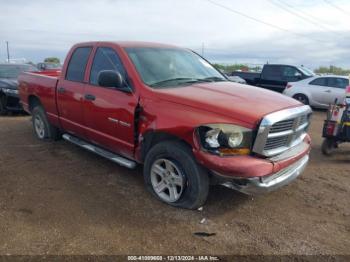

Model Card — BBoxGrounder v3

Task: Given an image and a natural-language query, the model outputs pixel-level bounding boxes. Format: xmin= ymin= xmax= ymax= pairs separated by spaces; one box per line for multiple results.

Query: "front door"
xmin=327 ymin=77 xmax=348 ymax=104
xmin=83 ymin=46 xmax=138 ymax=158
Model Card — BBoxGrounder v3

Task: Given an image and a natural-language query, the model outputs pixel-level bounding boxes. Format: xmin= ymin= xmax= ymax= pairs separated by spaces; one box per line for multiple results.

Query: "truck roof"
xmin=75 ymin=41 xmax=183 ymax=49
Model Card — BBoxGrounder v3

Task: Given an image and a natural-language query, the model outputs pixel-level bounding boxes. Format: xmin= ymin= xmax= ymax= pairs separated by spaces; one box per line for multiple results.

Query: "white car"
xmin=283 ymin=75 xmax=349 ymax=108
xmin=227 ymin=75 xmax=246 ymax=84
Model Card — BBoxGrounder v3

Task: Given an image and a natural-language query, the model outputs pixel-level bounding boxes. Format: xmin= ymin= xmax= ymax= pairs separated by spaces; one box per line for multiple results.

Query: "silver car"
xmin=283 ymin=75 xmax=349 ymax=108
xmin=227 ymin=75 xmax=247 ymax=84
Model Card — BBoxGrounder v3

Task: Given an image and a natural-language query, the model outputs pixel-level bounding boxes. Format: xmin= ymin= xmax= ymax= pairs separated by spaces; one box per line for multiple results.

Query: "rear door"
xmin=327 ymin=77 xmax=348 ymax=104
xmin=83 ymin=46 xmax=138 ymax=157
xmin=57 ymin=46 xmax=92 ymax=138
xmin=308 ymin=77 xmax=333 ymax=106
xmin=259 ymin=65 xmax=284 ymax=92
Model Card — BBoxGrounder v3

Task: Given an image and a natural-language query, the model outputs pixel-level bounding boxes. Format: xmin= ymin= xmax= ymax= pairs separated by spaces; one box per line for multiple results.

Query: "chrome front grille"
xmin=264 ymin=135 xmax=289 ymax=150
xmin=253 ymin=105 xmax=312 ymax=157
xmin=269 ymin=119 xmax=294 ymax=133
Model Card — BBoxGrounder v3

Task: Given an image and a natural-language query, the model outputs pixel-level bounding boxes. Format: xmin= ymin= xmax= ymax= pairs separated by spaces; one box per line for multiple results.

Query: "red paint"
xmin=19 ymin=41 xmax=310 ymax=179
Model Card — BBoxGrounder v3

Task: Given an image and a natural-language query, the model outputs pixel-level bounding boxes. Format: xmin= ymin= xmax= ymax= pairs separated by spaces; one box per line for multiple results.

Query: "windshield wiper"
xmin=150 ymin=76 xmax=226 ymax=88
xmin=200 ymin=76 xmax=227 ymax=82
xmin=150 ymin=77 xmax=213 ymax=87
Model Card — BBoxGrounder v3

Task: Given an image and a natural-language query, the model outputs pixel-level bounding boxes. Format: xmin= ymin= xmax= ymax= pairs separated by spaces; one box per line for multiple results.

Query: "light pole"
xmin=6 ymin=41 xmax=10 ymax=63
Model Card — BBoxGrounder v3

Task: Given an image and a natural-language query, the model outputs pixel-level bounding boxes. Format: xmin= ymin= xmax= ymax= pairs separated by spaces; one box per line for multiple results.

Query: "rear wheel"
xmin=321 ymin=138 xmax=336 ymax=156
xmin=144 ymin=141 xmax=209 ymax=209
xmin=32 ymin=106 xmax=60 ymax=140
xmin=293 ymin=94 xmax=309 ymax=105
xmin=0 ymin=94 xmax=8 ymax=115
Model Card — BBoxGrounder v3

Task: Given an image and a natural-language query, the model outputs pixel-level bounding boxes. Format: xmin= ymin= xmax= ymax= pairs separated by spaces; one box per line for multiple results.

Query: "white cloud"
xmin=1 ymin=0 xmax=350 ymax=68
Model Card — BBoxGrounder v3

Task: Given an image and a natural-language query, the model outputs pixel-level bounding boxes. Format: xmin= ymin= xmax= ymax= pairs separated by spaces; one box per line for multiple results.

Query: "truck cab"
xmin=258 ymin=64 xmax=314 ymax=92
xmin=232 ymin=64 xmax=314 ymax=93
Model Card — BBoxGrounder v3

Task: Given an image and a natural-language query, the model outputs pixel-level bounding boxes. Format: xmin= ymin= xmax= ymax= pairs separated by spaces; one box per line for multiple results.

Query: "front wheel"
xmin=321 ymin=138 xmax=337 ymax=156
xmin=144 ymin=141 xmax=209 ymax=209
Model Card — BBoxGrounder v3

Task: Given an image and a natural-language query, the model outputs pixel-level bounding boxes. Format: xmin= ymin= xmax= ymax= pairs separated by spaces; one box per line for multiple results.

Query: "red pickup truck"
xmin=19 ymin=41 xmax=312 ymax=209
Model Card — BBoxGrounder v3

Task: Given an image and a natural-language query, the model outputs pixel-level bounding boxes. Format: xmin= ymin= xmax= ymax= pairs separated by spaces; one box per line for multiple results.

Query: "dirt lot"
xmin=0 ymin=111 xmax=349 ymax=255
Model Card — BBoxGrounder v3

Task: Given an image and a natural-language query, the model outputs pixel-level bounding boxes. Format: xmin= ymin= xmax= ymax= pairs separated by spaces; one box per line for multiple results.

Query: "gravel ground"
xmin=0 ymin=111 xmax=349 ymax=255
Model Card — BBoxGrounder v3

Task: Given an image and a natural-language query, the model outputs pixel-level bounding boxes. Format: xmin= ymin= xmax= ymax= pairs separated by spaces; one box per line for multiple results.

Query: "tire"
xmin=143 ymin=141 xmax=209 ymax=209
xmin=293 ymin=94 xmax=309 ymax=105
xmin=32 ymin=106 xmax=60 ymax=140
xmin=0 ymin=94 xmax=8 ymax=115
xmin=321 ymin=138 xmax=336 ymax=156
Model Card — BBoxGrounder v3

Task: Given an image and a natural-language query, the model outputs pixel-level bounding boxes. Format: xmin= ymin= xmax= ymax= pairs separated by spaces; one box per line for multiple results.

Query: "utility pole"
xmin=201 ymin=42 xmax=204 ymax=57
xmin=6 ymin=41 xmax=10 ymax=63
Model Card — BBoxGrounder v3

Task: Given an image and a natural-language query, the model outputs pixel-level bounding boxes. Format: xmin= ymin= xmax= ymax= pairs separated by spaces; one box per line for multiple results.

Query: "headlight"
xmin=2 ymin=88 xmax=18 ymax=95
xmin=197 ymin=124 xmax=253 ymax=156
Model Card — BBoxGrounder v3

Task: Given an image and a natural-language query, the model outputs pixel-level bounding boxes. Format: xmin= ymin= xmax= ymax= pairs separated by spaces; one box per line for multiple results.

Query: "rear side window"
xmin=327 ymin=77 xmax=349 ymax=89
xmin=66 ymin=47 xmax=92 ymax=82
xmin=309 ymin=77 xmax=327 ymax=87
xmin=90 ymin=47 xmax=127 ymax=86
xmin=262 ymin=65 xmax=282 ymax=80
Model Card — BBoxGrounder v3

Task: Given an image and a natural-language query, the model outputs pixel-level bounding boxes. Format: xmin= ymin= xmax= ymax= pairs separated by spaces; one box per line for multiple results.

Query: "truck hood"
xmin=155 ymin=81 xmax=301 ymax=126
xmin=0 ymin=78 xmax=18 ymax=90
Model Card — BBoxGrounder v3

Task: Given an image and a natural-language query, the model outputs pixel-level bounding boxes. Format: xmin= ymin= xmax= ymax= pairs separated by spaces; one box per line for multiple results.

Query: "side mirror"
xmin=295 ymin=72 xmax=302 ymax=80
xmin=98 ymin=70 xmax=124 ymax=89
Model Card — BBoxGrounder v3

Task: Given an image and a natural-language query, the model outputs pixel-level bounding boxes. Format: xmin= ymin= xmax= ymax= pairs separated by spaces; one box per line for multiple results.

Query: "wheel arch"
xmin=28 ymin=95 xmax=43 ymax=112
xmin=292 ymin=93 xmax=310 ymax=105
xmin=139 ymin=131 xmax=193 ymax=163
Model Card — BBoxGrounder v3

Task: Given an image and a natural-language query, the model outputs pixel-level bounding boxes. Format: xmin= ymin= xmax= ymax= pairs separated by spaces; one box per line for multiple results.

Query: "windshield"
xmin=125 ymin=47 xmax=226 ymax=88
xmin=0 ymin=64 xmax=38 ymax=78
xmin=44 ymin=63 xmax=61 ymax=70
xmin=297 ymin=66 xmax=315 ymax=77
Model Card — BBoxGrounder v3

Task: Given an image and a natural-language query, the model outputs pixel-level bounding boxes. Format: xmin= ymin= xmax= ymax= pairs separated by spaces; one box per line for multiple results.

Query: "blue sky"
xmin=1 ymin=0 xmax=350 ymax=69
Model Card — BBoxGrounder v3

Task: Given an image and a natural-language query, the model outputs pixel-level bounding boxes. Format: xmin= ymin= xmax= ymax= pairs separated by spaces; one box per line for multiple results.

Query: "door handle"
xmin=84 ymin=94 xmax=96 ymax=101
xmin=57 ymin=87 xmax=65 ymax=94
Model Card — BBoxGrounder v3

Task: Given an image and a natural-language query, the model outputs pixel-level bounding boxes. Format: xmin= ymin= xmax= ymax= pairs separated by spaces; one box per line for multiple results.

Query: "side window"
xmin=262 ymin=65 xmax=282 ymax=80
xmin=66 ymin=47 xmax=92 ymax=82
xmin=282 ymin=66 xmax=300 ymax=78
xmin=90 ymin=47 xmax=127 ymax=86
xmin=327 ymin=77 xmax=349 ymax=89
xmin=309 ymin=78 xmax=327 ymax=87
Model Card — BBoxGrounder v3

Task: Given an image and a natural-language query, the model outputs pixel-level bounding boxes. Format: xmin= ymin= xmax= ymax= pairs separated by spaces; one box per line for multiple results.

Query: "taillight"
xmin=346 ymin=86 xmax=350 ymax=97
xmin=326 ymin=121 xmax=336 ymax=136
xmin=286 ymin=84 xmax=292 ymax=89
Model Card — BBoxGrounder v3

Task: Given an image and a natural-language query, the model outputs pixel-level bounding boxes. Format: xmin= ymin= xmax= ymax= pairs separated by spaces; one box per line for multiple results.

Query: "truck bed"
xmin=18 ymin=71 xmax=60 ymax=126
xmin=231 ymin=71 xmax=260 ymax=85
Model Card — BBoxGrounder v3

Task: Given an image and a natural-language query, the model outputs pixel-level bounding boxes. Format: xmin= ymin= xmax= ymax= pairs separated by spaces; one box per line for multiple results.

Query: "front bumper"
xmin=193 ymin=135 xmax=311 ymax=194
xmin=221 ymin=154 xmax=309 ymax=194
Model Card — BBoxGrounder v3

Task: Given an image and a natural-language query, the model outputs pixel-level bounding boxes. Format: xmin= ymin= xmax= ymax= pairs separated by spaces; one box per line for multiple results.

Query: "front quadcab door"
xmin=83 ymin=47 xmax=138 ymax=158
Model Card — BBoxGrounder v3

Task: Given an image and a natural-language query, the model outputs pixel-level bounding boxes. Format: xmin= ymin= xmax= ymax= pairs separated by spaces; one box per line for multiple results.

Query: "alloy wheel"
xmin=150 ymin=158 xmax=185 ymax=203
xmin=34 ymin=115 xmax=45 ymax=139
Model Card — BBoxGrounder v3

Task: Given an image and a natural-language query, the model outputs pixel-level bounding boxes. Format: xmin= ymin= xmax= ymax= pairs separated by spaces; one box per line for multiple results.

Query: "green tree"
xmin=314 ymin=65 xmax=350 ymax=76
xmin=212 ymin=63 xmax=261 ymax=74
xmin=44 ymin=57 xmax=60 ymax=64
